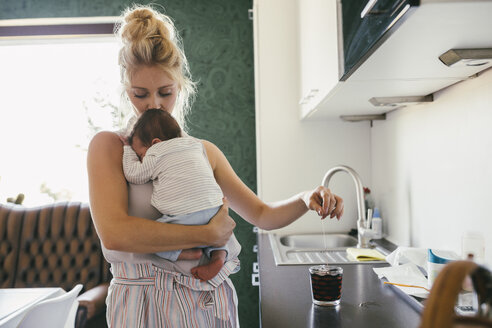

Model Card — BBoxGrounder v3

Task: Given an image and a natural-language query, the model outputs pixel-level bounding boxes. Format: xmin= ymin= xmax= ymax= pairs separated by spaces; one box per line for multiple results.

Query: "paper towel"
xmin=373 ymin=263 xmax=429 ymax=298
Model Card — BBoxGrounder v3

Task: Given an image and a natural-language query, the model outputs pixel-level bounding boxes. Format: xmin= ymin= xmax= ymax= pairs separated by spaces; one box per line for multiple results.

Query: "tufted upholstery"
xmin=0 ymin=203 xmax=23 ymax=287
xmin=0 ymin=201 xmax=110 ymax=328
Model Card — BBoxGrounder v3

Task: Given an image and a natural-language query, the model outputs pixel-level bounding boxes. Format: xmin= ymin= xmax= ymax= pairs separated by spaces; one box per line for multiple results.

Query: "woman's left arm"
xmin=202 ymin=140 xmax=344 ymax=231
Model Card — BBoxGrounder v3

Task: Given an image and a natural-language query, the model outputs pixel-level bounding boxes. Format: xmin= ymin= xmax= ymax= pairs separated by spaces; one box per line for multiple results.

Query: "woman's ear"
xmin=151 ymin=138 xmax=162 ymax=145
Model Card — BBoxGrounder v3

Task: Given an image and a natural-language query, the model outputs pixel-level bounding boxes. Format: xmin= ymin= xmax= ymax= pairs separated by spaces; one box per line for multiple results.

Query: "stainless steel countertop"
xmin=258 ymin=233 xmax=422 ymax=328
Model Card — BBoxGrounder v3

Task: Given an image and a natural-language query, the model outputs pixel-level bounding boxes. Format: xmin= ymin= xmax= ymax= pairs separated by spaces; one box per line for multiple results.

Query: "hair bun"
xmin=126 ymin=8 xmax=153 ymax=23
xmin=120 ymin=6 xmax=172 ymax=45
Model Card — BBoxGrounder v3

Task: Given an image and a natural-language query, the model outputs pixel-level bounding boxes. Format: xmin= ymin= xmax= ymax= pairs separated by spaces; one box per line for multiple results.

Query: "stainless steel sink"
xmin=268 ymin=232 xmax=389 ymax=265
xmin=279 ymin=233 xmax=357 ymax=249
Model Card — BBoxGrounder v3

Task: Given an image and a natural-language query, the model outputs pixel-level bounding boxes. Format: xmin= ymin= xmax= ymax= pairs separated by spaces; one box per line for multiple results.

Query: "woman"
xmin=87 ymin=5 xmax=344 ymax=327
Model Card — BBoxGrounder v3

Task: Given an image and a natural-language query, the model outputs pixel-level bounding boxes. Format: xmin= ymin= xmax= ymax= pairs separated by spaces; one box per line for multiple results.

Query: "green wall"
xmin=0 ymin=1 xmax=258 ymax=326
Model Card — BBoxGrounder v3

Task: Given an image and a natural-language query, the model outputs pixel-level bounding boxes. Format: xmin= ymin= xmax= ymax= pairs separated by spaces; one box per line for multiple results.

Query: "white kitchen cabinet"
xmin=298 ymin=0 xmax=341 ymax=119
xmin=351 ymin=1 xmax=492 ymax=82
xmin=300 ymin=0 xmax=492 ymax=121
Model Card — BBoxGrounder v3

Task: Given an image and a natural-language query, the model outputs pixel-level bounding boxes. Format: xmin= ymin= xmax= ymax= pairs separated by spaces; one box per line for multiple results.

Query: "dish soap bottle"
xmin=371 ymin=208 xmax=382 ymax=239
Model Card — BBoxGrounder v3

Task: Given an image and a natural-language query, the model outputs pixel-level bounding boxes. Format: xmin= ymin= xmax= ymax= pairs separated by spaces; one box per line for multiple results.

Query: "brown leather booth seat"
xmin=0 ymin=201 xmax=110 ymax=328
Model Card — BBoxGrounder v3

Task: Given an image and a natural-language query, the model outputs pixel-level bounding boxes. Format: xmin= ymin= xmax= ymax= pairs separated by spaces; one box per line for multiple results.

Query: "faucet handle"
xmin=367 ymin=208 xmax=373 ymax=229
xmin=357 ymin=220 xmax=375 ymax=248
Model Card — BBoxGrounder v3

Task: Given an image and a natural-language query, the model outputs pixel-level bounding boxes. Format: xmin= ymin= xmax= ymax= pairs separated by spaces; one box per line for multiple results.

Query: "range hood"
xmin=302 ymin=0 xmax=492 ymax=120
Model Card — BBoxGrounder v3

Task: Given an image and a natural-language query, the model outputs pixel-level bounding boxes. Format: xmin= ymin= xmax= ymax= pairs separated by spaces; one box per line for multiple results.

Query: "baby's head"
xmin=128 ymin=109 xmax=182 ymax=159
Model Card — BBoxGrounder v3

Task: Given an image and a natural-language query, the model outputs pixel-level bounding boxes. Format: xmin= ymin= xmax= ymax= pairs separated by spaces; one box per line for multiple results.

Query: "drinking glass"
xmin=309 ymin=265 xmax=343 ymax=306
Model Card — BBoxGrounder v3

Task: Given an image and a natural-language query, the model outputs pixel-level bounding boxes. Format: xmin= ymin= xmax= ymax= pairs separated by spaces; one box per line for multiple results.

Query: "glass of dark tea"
xmin=309 ymin=265 xmax=343 ymax=306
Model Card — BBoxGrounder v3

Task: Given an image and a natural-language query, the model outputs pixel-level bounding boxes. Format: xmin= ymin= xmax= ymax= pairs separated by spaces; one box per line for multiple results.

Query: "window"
xmin=0 ymin=18 xmax=129 ymax=206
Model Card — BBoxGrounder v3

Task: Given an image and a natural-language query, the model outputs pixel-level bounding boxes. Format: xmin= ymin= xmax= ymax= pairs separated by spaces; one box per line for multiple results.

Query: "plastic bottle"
xmin=371 ymin=208 xmax=382 ymax=239
xmin=461 ymin=232 xmax=485 ymax=264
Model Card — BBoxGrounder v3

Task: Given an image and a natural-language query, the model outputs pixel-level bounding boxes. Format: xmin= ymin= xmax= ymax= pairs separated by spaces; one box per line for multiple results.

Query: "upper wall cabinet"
xmin=298 ymin=0 xmax=341 ymax=118
xmin=299 ymin=0 xmax=492 ymax=121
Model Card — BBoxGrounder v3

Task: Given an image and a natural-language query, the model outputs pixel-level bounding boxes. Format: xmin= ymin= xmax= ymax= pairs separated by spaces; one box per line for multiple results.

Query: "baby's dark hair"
xmin=129 ymin=109 xmax=182 ymax=147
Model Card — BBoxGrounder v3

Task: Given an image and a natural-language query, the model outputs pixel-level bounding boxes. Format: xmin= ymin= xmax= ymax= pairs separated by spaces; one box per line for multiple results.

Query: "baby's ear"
xmin=151 ymin=138 xmax=162 ymax=145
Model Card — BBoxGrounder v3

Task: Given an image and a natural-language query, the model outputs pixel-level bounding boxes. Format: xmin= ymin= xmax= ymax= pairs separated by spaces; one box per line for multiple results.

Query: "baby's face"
xmin=131 ymin=137 xmax=149 ymax=161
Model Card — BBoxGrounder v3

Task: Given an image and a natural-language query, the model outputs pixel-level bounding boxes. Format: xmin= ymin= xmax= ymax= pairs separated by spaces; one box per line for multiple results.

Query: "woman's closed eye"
xmin=158 ymin=91 xmax=172 ymax=97
xmin=158 ymin=87 xmax=174 ymax=97
xmin=133 ymin=91 xmax=148 ymax=98
xmin=133 ymin=91 xmax=172 ymax=98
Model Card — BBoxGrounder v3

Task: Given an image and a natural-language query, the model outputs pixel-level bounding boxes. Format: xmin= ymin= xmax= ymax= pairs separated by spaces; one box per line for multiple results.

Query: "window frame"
xmin=0 ymin=17 xmax=124 ymax=206
xmin=0 ymin=17 xmax=118 ymax=40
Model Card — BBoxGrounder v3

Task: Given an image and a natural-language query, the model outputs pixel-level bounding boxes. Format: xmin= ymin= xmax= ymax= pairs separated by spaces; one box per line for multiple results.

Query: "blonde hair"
xmin=115 ymin=4 xmax=196 ymax=127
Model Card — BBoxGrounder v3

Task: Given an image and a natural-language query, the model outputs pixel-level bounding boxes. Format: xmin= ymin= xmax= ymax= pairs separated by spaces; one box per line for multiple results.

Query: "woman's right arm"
xmin=87 ymin=131 xmax=235 ymax=253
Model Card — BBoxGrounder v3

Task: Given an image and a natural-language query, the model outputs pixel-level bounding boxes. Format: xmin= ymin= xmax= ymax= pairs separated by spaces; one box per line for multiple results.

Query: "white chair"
xmin=17 ymin=284 xmax=83 ymax=328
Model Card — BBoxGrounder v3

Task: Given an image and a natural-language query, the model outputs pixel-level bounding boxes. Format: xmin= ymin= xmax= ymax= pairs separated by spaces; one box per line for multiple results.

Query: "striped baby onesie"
xmin=123 ymin=136 xmax=223 ymax=216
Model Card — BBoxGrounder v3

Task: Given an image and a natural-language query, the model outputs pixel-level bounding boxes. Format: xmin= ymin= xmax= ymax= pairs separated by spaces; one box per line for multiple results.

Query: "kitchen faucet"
xmin=322 ymin=165 xmax=373 ymax=248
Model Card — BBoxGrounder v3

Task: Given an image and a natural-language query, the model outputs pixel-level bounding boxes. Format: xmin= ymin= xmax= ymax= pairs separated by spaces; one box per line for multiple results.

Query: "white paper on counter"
xmin=386 ymin=247 xmax=428 ymax=272
xmin=373 ymin=263 xmax=430 ymax=298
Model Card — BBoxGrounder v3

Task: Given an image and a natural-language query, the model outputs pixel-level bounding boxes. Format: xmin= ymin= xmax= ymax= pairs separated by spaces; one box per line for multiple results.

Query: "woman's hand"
xmin=206 ymin=197 xmax=236 ymax=247
xmin=302 ymin=186 xmax=344 ymax=220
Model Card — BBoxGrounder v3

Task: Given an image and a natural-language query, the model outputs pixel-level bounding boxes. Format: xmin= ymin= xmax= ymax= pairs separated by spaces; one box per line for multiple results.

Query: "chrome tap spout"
xmin=322 ymin=165 xmax=372 ymax=248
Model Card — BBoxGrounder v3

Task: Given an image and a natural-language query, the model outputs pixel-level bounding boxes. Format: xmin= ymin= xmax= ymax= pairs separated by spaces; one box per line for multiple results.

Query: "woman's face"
xmin=127 ymin=65 xmax=178 ymax=116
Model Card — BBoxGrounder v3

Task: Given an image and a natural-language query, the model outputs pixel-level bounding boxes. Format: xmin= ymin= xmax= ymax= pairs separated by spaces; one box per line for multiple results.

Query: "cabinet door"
xmin=298 ymin=0 xmax=341 ymax=118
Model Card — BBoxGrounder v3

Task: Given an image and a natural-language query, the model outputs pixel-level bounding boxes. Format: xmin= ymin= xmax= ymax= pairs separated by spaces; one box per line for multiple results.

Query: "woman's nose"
xmin=147 ymin=94 xmax=163 ymax=110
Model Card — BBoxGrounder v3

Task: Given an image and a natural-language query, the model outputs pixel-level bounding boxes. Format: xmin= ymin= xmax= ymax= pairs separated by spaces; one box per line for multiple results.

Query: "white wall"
xmin=371 ymin=68 xmax=492 ymax=266
xmin=254 ymin=0 xmax=372 ymax=235
xmin=255 ymin=0 xmax=492 ymax=268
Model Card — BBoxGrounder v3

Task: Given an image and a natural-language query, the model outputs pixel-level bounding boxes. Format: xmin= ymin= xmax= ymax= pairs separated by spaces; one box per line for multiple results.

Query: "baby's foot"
xmin=177 ymin=248 xmax=203 ymax=260
xmin=191 ymin=258 xmax=224 ymax=281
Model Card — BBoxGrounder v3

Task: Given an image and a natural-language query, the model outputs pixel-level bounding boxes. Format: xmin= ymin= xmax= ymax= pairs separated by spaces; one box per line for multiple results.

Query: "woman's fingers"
xmin=318 ymin=187 xmax=328 ymax=216
xmin=208 ymin=197 xmax=236 ymax=247
xmin=331 ymin=195 xmax=344 ymax=220
xmin=220 ymin=197 xmax=235 ymax=230
xmin=308 ymin=187 xmax=325 ymax=218
xmin=309 ymin=189 xmax=324 ymax=217
xmin=221 ymin=197 xmax=229 ymax=210
xmin=317 ymin=187 xmax=333 ymax=219
xmin=310 ymin=187 xmax=344 ymax=220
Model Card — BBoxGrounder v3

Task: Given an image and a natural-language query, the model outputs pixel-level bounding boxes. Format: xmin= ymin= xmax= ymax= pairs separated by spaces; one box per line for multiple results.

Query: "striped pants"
xmin=106 ymin=261 xmax=240 ymax=327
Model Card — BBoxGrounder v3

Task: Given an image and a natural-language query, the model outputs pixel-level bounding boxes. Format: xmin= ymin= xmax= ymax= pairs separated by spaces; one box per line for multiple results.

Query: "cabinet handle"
xmin=308 ymin=89 xmax=319 ymax=98
xmin=251 ymin=262 xmax=259 ymax=286
xmin=251 ymin=273 xmax=260 ymax=286
xmin=361 ymin=0 xmax=407 ymax=18
xmin=299 ymin=89 xmax=319 ymax=105
xmin=361 ymin=0 xmax=381 ymax=18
